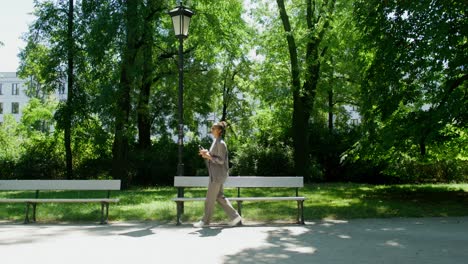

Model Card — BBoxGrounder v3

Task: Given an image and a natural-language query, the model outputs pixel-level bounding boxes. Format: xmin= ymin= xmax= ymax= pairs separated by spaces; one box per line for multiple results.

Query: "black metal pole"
xmin=177 ymin=36 xmax=184 ymax=177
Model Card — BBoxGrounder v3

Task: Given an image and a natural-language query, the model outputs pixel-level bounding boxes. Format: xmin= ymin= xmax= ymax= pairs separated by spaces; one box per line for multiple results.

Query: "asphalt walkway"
xmin=1 ymin=217 xmax=467 ymax=264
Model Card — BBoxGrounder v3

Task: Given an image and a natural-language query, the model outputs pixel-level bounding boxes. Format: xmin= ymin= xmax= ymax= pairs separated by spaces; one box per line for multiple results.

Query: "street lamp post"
xmin=169 ymin=3 xmax=194 ymax=179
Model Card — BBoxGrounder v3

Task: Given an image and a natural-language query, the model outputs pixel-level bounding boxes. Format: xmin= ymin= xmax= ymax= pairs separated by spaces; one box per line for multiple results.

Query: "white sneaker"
xmin=228 ymin=216 xmax=242 ymax=226
xmin=193 ymin=220 xmax=206 ymax=228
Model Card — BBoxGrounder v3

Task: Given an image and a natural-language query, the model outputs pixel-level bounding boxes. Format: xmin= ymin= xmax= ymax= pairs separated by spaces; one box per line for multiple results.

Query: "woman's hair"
xmin=213 ymin=121 xmax=228 ymax=134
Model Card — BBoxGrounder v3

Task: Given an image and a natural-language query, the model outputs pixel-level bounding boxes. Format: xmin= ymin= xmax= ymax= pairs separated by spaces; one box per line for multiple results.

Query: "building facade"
xmin=0 ymin=72 xmax=29 ymax=123
xmin=0 ymin=72 xmax=67 ymax=125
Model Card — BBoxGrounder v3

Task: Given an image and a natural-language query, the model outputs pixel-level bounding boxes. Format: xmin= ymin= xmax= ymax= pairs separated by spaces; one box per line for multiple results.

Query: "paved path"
xmin=1 ymin=217 xmax=467 ymax=264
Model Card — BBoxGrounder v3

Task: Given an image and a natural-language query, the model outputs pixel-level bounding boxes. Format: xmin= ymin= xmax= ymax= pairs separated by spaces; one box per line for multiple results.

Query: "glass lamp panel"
xmin=182 ymin=16 xmax=191 ymax=36
xmin=171 ymin=15 xmax=182 ymax=36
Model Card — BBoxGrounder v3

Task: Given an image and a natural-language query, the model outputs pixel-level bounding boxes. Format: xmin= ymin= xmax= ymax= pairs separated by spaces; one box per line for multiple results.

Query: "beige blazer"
xmin=207 ymin=138 xmax=229 ymax=183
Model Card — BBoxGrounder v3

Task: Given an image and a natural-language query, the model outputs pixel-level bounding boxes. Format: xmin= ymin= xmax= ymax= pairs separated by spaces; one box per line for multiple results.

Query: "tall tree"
xmin=64 ymin=0 xmax=75 ymax=179
xmin=135 ymin=0 xmax=169 ymax=185
xmin=275 ymin=0 xmax=336 ymax=177
xmin=349 ymin=0 xmax=468 ymax=180
xmin=19 ymin=0 xmax=86 ymax=179
xmin=112 ymin=0 xmax=142 ymax=187
xmin=313 ymin=0 xmax=362 ymax=180
xmin=356 ymin=0 xmax=467 ymax=150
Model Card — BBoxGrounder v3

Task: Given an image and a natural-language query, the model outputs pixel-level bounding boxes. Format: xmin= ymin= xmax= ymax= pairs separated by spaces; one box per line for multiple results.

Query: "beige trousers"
xmin=202 ymin=180 xmax=239 ymax=224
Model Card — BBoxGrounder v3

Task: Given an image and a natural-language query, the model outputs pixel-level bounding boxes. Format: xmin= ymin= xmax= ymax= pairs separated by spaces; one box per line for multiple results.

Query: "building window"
xmin=0 ymin=83 xmax=3 ymax=95
xmin=0 ymin=102 xmax=3 ymax=114
xmin=11 ymin=102 xmax=19 ymax=114
xmin=12 ymin=83 xmax=19 ymax=95
xmin=351 ymin=119 xmax=359 ymax=125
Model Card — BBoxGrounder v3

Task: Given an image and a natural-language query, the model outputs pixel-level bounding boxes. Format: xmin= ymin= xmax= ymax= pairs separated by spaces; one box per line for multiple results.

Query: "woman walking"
xmin=193 ymin=121 xmax=242 ymax=228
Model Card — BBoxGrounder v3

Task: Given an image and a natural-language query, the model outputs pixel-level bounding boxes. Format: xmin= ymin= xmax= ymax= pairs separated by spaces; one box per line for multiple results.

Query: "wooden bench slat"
xmin=227 ymin=197 xmax=306 ymax=201
xmin=172 ymin=198 xmax=206 ymax=202
xmin=0 ymin=180 xmax=121 ymax=191
xmin=174 ymin=176 xmax=304 ymax=188
xmin=0 ymin=199 xmax=120 ymax=203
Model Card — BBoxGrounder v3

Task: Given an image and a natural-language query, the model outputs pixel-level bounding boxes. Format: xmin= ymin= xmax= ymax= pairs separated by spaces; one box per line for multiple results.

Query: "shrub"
xmin=14 ymin=136 xmax=65 ymax=179
xmin=231 ymin=142 xmax=294 ymax=176
xmin=0 ymin=159 xmax=16 ymax=179
xmin=130 ymin=137 xmax=211 ymax=186
xmin=387 ymin=159 xmax=468 ymax=183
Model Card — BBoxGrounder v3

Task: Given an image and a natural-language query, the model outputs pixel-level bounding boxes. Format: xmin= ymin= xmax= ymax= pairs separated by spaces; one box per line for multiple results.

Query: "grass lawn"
xmin=1 ymin=183 xmax=467 ymax=223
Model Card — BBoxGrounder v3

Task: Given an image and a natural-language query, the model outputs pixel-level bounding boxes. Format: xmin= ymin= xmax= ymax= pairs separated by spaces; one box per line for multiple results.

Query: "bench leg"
xmin=302 ymin=201 xmax=305 ymax=225
xmin=24 ymin=203 xmax=31 ymax=224
xmin=236 ymin=201 xmax=243 ymax=217
xmin=32 ymin=203 xmax=37 ymax=222
xmin=106 ymin=203 xmax=110 ymax=223
xmin=177 ymin=188 xmax=185 ymax=215
xmin=100 ymin=203 xmax=104 ymax=224
xmin=297 ymin=200 xmax=305 ymax=225
xmin=176 ymin=202 xmax=183 ymax=225
xmin=100 ymin=202 xmax=109 ymax=225
xmin=296 ymin=201 xmax=300 ymax=223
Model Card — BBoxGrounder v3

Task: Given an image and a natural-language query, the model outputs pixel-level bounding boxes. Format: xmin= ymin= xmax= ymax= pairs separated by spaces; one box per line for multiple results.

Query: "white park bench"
xmin=0 ymin=180 xmax=121 ymax=224
xmin=173 ymin=176 xmax=306 ymax=225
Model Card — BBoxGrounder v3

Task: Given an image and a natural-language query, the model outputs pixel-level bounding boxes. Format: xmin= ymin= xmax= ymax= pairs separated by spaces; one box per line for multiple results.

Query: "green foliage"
xmin=354 ymin=0 xmax=467 ymax=140
xmin=4 ymin=0 xmax=465 ymax=185
xmin=0 ymin=115 xmax=22 ymax=179
xmin=1 ymin=100 xmax=115 ymax=180
xmin=128 ymin=137 xmax=212 ymax=186
xmin=229 ymin=103 xmax=295 ymax=177
xmin=14 ymin=134 xmax=66 ymax=179
xmin=344 ymin=0 xmax=468 ymax=182
xmin=231 ymin=141 xmax=294 ymax=176
xmin=71 ymin=117 xmax=114 ymax=179
xmin=20 ymin=98 xmax=57 ymax=136
xmin=0 ymin=115 xmax=22 ymax=162
xmin=387 ymin=159 xmax=468 ymax=184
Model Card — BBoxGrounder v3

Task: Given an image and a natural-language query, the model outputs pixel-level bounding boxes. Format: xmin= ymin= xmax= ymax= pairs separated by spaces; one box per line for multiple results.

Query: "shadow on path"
xmin=222 ymin=217 xmax=468 ymax=264
xmin=1 ymin=217 xmax=467 ymax=264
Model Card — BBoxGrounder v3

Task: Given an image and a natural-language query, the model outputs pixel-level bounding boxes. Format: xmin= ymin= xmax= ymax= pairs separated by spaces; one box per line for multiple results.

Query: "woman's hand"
xmin=202 ymin=153 xmax=212 ymax=160
xmin=198 ymin=149 xmax=211 ymax=160
xmin=199 ymin=149 xmax=208 ymax=155
xmin=199 ymin=149 xmax=211 ymax=160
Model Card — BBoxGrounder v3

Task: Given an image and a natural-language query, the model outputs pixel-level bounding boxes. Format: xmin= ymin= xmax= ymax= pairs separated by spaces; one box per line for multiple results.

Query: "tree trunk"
xmin=65 ymin=0 xmax=74 ymax=179
xmin=328 ymin=89 xmax=333 ymax=134
xmin=136 ymin=3 xmax=158 ymax=185
xmin=276 ymin=0 xmax=306 ymax=176
xmin=420 ymin=139 xmax=426 ymax=156
xmin=112 ymin=0 xmax=140 ymax=188
xmin=221 ymin=69 xmax=236 ymax=122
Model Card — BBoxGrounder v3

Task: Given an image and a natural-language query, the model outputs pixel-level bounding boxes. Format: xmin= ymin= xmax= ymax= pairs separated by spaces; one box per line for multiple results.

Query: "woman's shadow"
xmin=190 ymin=226 xmax=224 ymax=237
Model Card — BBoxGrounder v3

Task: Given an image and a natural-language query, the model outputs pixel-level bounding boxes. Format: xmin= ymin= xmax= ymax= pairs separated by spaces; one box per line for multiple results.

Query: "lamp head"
xmin=169 ymin=4 xmax=194 ymax=38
